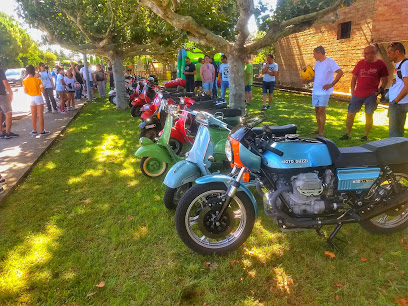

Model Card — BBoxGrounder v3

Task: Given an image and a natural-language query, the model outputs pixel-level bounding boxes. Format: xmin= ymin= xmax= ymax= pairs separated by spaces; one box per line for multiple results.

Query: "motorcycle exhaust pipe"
xmin=360 ymin=191 xmax=408 ymax=221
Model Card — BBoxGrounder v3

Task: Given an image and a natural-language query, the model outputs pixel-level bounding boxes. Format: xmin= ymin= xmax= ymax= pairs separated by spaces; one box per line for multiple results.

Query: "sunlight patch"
xmin=127 ymin=180 xmax=139 ymax=187
xmin=133 ymin=224 xmax=148 ymax=240
xmin=271 ymin=267 xmax=294 ymax=295
xmin=82 ymin=169 xmax=103 ymax=177
xmin=94 ymin=135 xmax=126 ymax=162
xmin=45 ymin=161 xmax=56 ymax=170
xmin=119 ymin=159 xmax=136 ymax=177
xmin=68 ymin=177 xmax=83 ymax=185
xmin=0 ymin=224 xmax=62 ymax=294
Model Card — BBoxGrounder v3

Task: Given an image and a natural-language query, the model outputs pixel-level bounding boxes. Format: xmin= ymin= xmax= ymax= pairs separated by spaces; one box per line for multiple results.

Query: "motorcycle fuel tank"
xmin=264 ymin=142 xmax=332 ymax=169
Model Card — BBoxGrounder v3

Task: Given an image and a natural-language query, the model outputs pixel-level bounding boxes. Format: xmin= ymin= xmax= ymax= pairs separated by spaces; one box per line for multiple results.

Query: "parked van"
xmin=5 ymin=68 xmax=26 ymax=86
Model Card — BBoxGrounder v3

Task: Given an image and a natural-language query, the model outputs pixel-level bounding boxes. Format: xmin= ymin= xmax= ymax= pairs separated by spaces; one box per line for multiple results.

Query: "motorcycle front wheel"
xmin=175 ymin=182 xmax=255 ymax=254
xmin=140 ymin=157 xmax=167 ymax=177
xmin=163 ymin=183 xmax=192 ymax=210
xmin=131 ymin=105 xmax=141 ymax=117
xmin=360 ymin=172 xmax=408 ymax=234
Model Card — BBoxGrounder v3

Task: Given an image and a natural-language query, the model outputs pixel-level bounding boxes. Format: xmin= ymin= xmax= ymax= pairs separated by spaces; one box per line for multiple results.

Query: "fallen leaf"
xmin=247 ymin=270 xmax=256 ymax=278
xmin=403 ymin=244 xmax=408 ymax=250
xmin=209 ymin=262 xmax=218 ymax=271
xmin=95 ymin=281 xmax=105 ymax=288
xmin=88 ymin=237 xmax=93 ymax=241
xmin=203 ymin=262 xmax=211 ymax=268
xmin=229 ymin=260 xmax=239 ymax=268
xmin=127 ymin=216 xmax=134 ymax=220
xmin=335 ymin=295 xmax=339 ymax=301
xmin=324 ymin=251 xmax=336 ymax=258
xmin=399 ymin=271 xmax=405 ymax=275
xmin=396 ymin=298 xmax=408 ymax=306
xmin=331 ymin=265 xmax=336 ymax=269
xmin=84 ymin=225 xmax=89 ymax=229
xmin=64 ymin=190 xmax=69 ymax=193
xmin=335 ymin=283 xmax=343 ymax=287
xmin=203 ymin=303 xmax=210 ymax=306
xmin=86 ymin=291 xmax=97 ymax=297
xmin=361 ymin=257 xmax=368 ymax=262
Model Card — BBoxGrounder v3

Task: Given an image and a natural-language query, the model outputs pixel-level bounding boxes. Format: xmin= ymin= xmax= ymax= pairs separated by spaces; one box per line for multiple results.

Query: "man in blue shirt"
xmin=261 ymin=54 xmax=279 ymax=110
xmin=219 ymin=55 xmax=229 ymax=100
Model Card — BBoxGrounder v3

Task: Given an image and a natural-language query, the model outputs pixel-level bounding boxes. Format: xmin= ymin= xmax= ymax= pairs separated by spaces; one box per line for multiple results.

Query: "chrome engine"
xmin=265 ymin=170 xmax=336 ymax=216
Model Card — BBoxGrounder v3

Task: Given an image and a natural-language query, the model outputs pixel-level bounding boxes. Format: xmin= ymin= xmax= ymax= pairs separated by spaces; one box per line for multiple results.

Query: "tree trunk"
xmin=110 ymin=53 xmax=127 ymax=110
xmin=228 ymin=49 xmax=246 ymax=110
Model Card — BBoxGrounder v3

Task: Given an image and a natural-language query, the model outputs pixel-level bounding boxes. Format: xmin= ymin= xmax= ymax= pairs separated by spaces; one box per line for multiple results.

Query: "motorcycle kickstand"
xmin=327 ymin=223 xmax=346 ymax=254
xmin=315 ymin=227 xmax=325 ymax=237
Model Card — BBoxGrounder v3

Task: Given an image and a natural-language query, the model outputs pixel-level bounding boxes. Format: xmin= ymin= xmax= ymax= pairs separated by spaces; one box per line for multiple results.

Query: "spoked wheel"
xmin=139 ymin=128 xmax=159 ymax=141
xmin=140 ymin=157 xmax=167 ymax=177
xmin=175 ymin=182 xmax=255 ymax=254
xmin=131 ymin=105 xmax=141 ymax=117
xmin=360 ymin=172 xmax=408 ymax=234
xmin=169 ymin=138 xmax=183 ymax=155
xmin=163 ymin=183 xmax=192 ymax=210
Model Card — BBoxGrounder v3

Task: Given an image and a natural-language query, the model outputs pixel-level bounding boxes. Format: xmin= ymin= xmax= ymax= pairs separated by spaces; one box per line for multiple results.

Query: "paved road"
xmin=8 ymin=85 xmax=31 ymax=118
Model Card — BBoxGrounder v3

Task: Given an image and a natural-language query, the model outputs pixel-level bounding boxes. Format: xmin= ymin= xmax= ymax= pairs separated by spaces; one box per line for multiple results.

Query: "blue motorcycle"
xmin=163 ymin=111 xmax=297 ymax=209
xmin=175 ymin=113 xmax=408 ymax=254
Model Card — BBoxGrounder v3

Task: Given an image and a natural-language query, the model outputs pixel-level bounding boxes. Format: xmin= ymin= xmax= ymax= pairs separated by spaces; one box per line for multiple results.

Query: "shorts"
xmin=312 ymin=94 xmax=330 ymax=107
xmin=0 ymin=95 xmax=12 ymax=113
xmin=57 ymin=90 xmax=66 ymax=95
xmin=245 ymin=85 xmax=252 ymax=92
xmin=194 ymin=81 xmax=202 ymax=87
xmin=262 ymin=81 xmax=275 ymax=94
xmin=348 ymin=93 xmax=377 ymax=114
xmin=203 ymin=82 xmax=213 ymax=92
xmin=29 ymin=95 xmax=44 ymax=106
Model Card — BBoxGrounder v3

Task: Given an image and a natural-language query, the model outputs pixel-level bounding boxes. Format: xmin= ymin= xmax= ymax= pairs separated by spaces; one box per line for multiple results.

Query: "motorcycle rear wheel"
xmin=175 ymin=182 xmax=255 ymax=254
xmin=140 ymin=157 xmax=167 ymax=177
xmin=163 ymin=183 xmax=192 ymax=210
xmin=360 ymin=172 xmax=408 ymax=234
xmin=131 ymin=105 xmax=141 ymax=117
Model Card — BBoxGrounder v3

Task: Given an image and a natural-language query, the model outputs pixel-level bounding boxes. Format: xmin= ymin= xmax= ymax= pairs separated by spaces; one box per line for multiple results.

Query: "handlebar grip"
xmin=266 ymin=146 xmax=284 ymax=157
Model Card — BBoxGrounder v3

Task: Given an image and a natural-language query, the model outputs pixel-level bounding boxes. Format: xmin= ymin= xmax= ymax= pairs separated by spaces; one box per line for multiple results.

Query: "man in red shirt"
xmin=339 ymin=45 xmax=389 ymax=141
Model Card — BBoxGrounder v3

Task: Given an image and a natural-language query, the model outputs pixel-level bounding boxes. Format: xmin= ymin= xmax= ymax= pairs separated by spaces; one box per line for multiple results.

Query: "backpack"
xmin=397 ymin=58 xmax=408 ymax=80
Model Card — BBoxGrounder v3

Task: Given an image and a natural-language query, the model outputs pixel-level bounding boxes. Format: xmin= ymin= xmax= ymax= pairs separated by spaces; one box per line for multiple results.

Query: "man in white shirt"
xmin=387 ymin=42 xmax=408 ymax=137
xmin=303 ymin=46 xmax=343 ymax=137
xmin=261 ymin=54 xmax=278 ymax=110
xmin=80 ymin=63 xmax=95 ymax=98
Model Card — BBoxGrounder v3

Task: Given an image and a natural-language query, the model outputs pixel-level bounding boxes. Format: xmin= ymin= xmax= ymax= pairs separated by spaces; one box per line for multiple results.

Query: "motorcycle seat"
xmin=253 ymin=124 xmax=297 ymax=137
xmin=362 ymin=137 xmax=408 ymax=165
xmin=316 ymin=137 xmax=378 ymax=167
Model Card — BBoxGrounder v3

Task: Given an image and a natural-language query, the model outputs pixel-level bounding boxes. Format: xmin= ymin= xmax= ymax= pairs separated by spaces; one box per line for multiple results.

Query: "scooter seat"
xmin=207 ymin=108 xmax=243 ymax=117
xmin=253 ymin=124 xmax=297 ymax=137
xmin=189 ymin=100 xmax=216 ymax=110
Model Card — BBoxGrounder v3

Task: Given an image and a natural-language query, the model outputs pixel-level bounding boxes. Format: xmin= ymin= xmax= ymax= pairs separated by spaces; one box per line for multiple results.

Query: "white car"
xmin=5 ymin=68 xmax=26 ymax=86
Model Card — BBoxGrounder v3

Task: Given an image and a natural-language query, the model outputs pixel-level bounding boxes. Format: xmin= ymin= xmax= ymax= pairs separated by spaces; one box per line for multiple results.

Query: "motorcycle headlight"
xmin=225 ymin=140 xmax=233 ymax=163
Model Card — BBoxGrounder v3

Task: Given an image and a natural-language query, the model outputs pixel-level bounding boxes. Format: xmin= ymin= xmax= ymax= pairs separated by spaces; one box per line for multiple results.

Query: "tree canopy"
xmin=0 ymin=12 xmax=58 ymax=69
xmin=140 ymin=0 xmax=348 ymax=109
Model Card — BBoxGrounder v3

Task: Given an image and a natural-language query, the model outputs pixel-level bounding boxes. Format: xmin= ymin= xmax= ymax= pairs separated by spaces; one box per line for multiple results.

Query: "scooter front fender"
xmin=171 ymin=127 xmax=186 ymax=144
xmin=196 ymin=174 xmax=258 ymax=218
xmin=135 ymin=141 xmax=173 ymax=164
xmin=164 ymin=160 xmax=201 ymax=188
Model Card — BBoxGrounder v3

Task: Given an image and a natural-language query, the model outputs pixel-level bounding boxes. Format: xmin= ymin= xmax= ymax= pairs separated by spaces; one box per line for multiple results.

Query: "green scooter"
xmin=136 ymin=109 xmax=183 ymax=177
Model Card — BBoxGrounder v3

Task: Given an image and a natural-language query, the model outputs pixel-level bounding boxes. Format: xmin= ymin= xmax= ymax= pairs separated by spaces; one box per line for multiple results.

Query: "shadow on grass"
xmin=0 ymin=91 xmax=407 ymax=304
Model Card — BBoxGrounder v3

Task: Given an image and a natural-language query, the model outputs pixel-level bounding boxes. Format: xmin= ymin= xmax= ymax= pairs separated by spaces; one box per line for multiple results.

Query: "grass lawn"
xmin=0 ymin=87 xmax=407 ymax=305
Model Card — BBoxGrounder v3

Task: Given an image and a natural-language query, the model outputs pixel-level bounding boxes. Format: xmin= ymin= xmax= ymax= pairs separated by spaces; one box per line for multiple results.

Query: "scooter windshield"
xmin=187 ymin=125 xmax=213 ymax=175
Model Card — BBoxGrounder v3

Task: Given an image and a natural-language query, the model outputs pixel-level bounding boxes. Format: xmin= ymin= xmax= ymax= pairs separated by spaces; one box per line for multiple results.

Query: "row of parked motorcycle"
xmin=125 ymin=78 xmax=408 ymax=255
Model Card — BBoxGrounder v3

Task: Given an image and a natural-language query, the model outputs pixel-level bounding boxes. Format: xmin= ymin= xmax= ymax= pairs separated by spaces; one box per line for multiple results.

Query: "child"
xmin=56 ymin=67 xmax=68 ymax=114
xmin=64 ymin=69 xmax=76 ymax=110
xmin=23 ymin=65 xmax=51 ymax=136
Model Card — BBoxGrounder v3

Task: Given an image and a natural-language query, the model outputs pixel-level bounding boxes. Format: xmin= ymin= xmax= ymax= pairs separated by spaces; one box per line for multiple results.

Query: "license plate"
xmin=145 ymin=124 xmax=156 ymax=129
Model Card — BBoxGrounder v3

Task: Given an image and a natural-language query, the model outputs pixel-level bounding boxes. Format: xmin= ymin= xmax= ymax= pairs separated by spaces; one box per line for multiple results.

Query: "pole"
xmin=83 ymin=53 xmax=92 ymax=102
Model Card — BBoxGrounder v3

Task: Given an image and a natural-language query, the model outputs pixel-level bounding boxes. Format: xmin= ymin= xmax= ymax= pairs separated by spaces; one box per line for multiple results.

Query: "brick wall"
xmin=372 ymin=0 xmax=408 ymax=43
xmin=274 ymin=0 xmax=407 ymax=95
